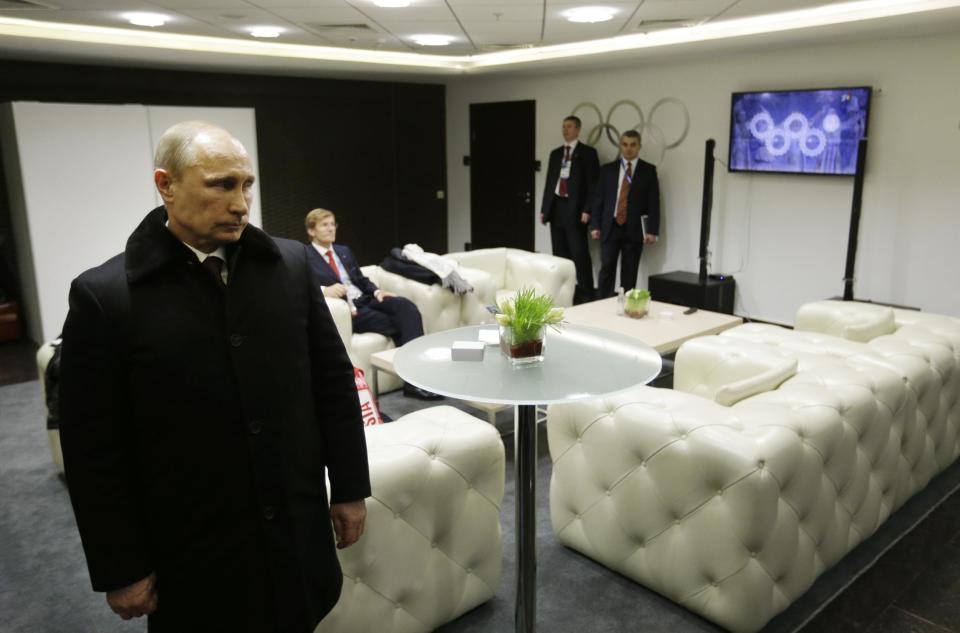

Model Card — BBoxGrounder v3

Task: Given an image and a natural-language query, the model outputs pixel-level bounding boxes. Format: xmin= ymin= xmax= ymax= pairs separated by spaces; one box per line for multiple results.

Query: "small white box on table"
xmin=452 ymin=340 xmax=485 ymax=361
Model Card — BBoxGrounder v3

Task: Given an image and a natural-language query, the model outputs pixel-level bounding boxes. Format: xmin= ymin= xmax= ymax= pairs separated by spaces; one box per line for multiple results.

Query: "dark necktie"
xmin=558 ymin=145 xmax=571 ymax=198
xmin=201 ymin=255 xmax=226 ymax=287
xmin=326 ymin=250 xmax=342 ymax=280
xmin=615 ymin=161 xmax=632 ymax=226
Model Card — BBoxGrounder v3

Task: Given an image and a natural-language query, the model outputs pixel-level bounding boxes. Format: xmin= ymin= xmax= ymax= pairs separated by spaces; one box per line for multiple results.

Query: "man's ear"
xmin=154 ymin=169 xmax=175 ymax=202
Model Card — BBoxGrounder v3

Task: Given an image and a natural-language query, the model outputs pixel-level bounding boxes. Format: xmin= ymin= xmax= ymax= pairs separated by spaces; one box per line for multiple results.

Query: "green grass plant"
xmin=495 ymin=287 xmax=564 ymax=344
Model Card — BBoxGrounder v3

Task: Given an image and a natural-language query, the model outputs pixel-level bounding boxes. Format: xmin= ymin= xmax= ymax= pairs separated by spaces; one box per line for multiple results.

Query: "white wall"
xmin=1 ymin=103 xmax=259 ymax=342
xmin=445 ymin=31 xmax=960 ymax=324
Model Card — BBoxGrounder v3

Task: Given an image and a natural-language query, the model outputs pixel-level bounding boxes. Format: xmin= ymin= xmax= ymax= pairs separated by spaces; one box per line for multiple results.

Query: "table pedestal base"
xmin=515 ymin=403 xmax=537 ymax=633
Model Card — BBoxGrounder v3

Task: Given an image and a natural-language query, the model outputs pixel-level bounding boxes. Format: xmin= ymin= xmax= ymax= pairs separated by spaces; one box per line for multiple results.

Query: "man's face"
xmin=620 ymin=135 xmax=641 ymax=161
xmin=561 ymin=120 xmax=580 ymax=143
xmin=155 ymin=132 xmax=255 ymax=253
xmin=307 ymin=217 xmax=337 ymax=248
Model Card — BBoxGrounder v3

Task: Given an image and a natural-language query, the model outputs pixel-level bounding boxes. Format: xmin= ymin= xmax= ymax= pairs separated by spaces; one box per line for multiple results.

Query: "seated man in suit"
xmin=305 ymin=208 xmax=441 ymax=400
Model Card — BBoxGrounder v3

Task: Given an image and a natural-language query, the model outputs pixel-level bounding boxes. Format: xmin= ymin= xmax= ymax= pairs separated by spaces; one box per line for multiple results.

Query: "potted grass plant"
xmin=623 ymin=288 xmax=651 ymax=319
xmin=495 ymin=287 xmax=564 ymax=365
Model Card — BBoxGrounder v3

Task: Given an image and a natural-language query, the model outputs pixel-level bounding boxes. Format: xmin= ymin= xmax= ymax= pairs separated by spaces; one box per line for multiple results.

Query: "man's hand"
xmin=107 ymin=572 xmax=158 ymax=620
xmin=373 ymin=290 xmax=395 ymax=302
xmin=540 ymin=213 xmax=547 ymax=225
xmin=590 ymin=229 xmax=601 ymax=240
xmin=331 ymin=500 xmax=366 ymax=549
xmin=323 ymin=283 xmax=348 ymax=299
xmin=580 ymin=212 xmax=590 ymax=224
xmin=643 ymin=234 xmax=657 ymax=245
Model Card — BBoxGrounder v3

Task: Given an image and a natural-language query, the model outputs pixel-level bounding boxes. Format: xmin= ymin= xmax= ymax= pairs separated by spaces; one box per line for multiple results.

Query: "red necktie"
xmin=558 ymin=145 xmax=570 ymax=198
xmin=326 ymin=250 xmax=341 ymax=280
xmin=615 ymin=161 xmax=632 ymax=226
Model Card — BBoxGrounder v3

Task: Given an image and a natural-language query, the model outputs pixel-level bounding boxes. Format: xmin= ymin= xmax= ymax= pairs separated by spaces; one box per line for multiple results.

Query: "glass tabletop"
xmin=393 ymin=324 xmax=662 ymax=405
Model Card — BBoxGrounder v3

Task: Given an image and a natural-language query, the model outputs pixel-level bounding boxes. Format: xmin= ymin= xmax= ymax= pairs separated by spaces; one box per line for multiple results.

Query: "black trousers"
xmin=352 ymin=295 xmax=424 ymax=346
xmin=546 ymin=196 xmax=594 ymax=304
xmin=597 ymin=225 xmax=643 ymax=298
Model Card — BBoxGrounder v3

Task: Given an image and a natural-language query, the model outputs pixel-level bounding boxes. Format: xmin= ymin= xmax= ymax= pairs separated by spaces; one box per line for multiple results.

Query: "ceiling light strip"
xmin=469 ymin=0 xmax=960 ymax=68
xmin=0 ymin=0 xmax=957 ymax=72
xmin=0 ymin=16 xmax=467 ymax=68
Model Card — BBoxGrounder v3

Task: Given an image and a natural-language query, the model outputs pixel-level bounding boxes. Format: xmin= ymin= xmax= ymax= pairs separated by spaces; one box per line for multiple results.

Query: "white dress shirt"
xmin=554 ymin=139 xmax=580 ymax=197
xmin=311 ymin=243 xmax=363 ymax=301
xmin=168 ymin=223 xmax=229 ymax=285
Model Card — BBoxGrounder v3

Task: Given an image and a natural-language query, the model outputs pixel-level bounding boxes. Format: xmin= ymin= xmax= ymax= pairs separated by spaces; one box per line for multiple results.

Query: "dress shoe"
xmin=403 ymin=384 xmax=444 ymax=400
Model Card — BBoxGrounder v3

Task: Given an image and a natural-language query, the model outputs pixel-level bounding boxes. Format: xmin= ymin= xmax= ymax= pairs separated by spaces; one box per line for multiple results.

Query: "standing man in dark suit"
xmin=305 ymin=208 xmax=441 ymax=400
xmin=540 ymin=115 xmax=600 ymax=304
xmin=59 ymin=121 xmax=370 ymax=633
xmin=590 ymin=130 xmax=661 ymax=298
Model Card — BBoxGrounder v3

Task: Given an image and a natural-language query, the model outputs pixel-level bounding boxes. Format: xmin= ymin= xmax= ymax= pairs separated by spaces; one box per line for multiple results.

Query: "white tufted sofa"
xmin=326 ymin=265 xmax=464 ymax=393
xmin=331 ymin=253 xmax=575 ymax=390
xmin=317 ymin=405 xmax=505 ymax=633
xmin=547 ymin=301 xmax=960 ymax=633
xmin=442 ymin=248 xmax=576 ymax=326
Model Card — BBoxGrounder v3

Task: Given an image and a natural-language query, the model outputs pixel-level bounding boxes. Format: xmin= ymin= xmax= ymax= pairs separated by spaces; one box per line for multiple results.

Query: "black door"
xmin=469 ymin=100 xmax=535 ymax=250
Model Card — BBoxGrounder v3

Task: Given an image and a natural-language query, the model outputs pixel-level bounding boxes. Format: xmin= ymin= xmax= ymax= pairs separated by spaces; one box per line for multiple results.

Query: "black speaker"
xmin=648 ymin=271 xmax=736 ymax=314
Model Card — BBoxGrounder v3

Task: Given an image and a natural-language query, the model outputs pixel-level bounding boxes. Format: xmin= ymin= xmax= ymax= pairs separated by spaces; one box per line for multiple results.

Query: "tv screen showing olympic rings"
xmin=729 ymin=86 xmax=871 ymax=176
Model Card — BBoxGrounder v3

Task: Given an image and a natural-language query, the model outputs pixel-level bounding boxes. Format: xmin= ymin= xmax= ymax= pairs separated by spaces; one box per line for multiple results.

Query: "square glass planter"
xmin=499 ymin=324 xmax=546 ymax=366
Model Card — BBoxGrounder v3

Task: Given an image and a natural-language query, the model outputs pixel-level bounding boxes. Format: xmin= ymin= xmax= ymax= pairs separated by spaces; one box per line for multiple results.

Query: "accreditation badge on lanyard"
xmin=560 ymin=153 xmax=572 ymax=179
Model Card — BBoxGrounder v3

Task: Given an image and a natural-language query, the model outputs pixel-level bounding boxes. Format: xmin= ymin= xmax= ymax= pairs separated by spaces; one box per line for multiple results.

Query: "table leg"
xmin=515 ymin=403 xmax=537 ymax=633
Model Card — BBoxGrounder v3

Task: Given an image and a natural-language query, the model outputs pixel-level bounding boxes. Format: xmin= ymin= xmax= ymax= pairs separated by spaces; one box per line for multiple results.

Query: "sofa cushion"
xmin=795 ymin=300 xmax=896 ymax=342
xmin=675 ymin=336 xmax=798 ymax=406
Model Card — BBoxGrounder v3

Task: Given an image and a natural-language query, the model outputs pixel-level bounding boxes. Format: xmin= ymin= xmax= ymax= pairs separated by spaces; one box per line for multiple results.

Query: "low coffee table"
xmin=562 ymin=297 xmax=742 ymax=354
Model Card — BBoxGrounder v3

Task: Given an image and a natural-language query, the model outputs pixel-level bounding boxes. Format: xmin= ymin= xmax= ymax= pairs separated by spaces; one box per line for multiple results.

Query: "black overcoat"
xmin=59 ymin=206 xmax=370 ymax=632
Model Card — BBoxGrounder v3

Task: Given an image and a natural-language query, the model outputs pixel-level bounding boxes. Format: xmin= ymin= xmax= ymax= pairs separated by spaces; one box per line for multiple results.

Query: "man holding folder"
xmin=590 ymin=130 xmax=661 ymax=298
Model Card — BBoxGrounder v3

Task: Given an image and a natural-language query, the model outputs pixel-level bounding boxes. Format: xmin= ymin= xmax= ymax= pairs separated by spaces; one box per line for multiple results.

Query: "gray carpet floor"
xmin=2 ymin=379 xmax=958 ymax=633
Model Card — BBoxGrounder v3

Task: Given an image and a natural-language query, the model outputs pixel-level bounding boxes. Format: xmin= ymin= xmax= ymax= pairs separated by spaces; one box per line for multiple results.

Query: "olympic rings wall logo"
xmin=571 ymin=98 xmax=690 ymax=164
xmin=748 ymin=111 xmax=834 ymax=158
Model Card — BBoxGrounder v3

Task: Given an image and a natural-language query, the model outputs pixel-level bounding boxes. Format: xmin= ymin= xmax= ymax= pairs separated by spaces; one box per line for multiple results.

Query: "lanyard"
xmin=621 ymin=159 xmax=634 ymax=184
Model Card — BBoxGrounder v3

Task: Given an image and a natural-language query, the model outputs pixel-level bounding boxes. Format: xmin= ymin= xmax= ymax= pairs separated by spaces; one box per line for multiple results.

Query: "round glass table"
xmin=394 ymin=324 xmax=662 ymax=633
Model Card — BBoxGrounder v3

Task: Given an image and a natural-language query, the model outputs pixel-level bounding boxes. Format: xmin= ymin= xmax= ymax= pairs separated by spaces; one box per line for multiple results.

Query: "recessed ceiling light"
xmin=125 ymin=12 xmax=168 ymax=27
xmin=248 ymin=26 xmax=283 ymax=38
xmin=563 ymin=7 xmax=617 ymax=23
xmin=374 ymin=0 xmax=411 ymax=7
xmin=411 ymin=34 xmax=453 ymax=46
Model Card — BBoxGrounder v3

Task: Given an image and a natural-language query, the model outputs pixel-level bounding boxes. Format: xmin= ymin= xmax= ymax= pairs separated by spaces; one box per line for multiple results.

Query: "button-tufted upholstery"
xmin=317 ymin=406 xmax=505 ymax=633
xmin=547 ymin=303 xmax=960 ymax=633
xmin=443 ymin=248 xmax=577 ymax=325
xmin=36 ymin=340 xmax=64 ymax=474
xmin=674 ymin=336 xmax=799 ymax=406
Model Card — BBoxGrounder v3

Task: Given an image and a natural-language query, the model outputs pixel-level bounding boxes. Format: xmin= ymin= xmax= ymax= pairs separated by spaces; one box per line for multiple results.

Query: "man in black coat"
xmin=590 ymin=130 xmax=661 ymax=298
xmin=540 ymin=115 xmax=600 ymax=304
xmin=59 ymin=121 xmax=371 ymax=633
xmin=304 ymin=208 xmax=440 ymax=400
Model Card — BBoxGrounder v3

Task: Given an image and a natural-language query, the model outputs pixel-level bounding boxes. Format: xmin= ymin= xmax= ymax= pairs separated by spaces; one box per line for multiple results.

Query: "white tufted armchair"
xmin=547 ymin=302 xmax=960 ymax=633
xmin=317 ymin=405 xmax=505 ymax=633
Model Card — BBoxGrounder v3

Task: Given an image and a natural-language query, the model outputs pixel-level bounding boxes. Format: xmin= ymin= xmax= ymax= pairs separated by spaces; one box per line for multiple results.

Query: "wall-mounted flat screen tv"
xmin=728 ymin=87 xmax=871 ymax=176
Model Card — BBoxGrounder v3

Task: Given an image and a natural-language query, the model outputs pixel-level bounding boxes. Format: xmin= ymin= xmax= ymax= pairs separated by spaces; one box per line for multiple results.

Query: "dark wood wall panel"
xmin=0 ymin=59 xmax=446 ymax=298
xmin=393 ymin=83 xmax=448 ymax=251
